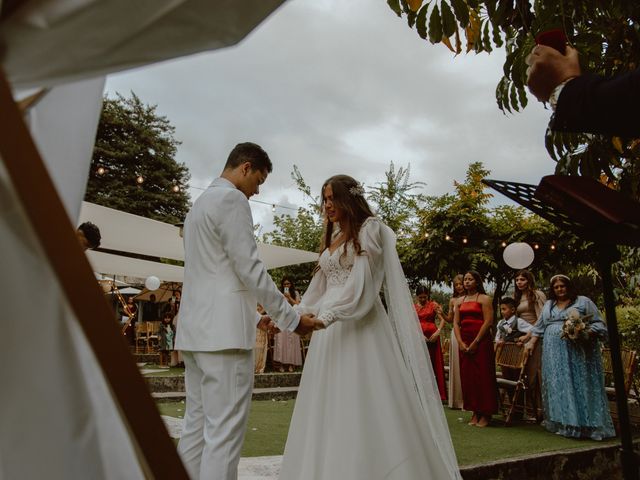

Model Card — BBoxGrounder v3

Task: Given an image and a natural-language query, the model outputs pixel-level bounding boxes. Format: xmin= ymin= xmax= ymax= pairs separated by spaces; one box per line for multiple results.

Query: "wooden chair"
xmin=602 ymin=347 xmax=639 ymax=426
xmin=495 ymin=342 xmax=533 ymax=425
xmin=147 ymin=321 xmax=160 ymax=352
xmin=602 ymin=347 xmax=637 ymax=398
xmin=135 ymin=322 xmax=149 ymax=353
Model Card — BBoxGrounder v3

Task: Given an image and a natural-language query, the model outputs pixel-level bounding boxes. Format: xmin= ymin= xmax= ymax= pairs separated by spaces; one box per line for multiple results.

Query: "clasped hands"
xmin=258 ymin=313 xmax=325 ymax=336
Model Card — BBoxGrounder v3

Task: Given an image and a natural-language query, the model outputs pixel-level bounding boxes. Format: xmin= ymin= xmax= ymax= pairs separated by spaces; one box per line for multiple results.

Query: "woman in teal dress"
xmin=526 ymin=274 xmax=614 ymax=440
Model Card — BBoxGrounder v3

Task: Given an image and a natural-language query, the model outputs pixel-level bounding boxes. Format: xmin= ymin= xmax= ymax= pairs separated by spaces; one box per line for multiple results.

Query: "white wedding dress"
xmin=280 ymin=217 xmax=461 ymax=480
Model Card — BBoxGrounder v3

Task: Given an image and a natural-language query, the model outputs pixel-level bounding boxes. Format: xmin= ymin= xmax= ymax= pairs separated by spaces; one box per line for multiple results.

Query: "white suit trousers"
xmin=178 ymin=349 xmax=254 ymax=480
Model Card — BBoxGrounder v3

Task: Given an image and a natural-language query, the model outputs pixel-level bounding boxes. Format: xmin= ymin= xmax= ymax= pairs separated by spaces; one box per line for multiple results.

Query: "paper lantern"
xmin=503 ymin=242 xmax=534 ymax=269
xmin=145 ymin=275 xmax=161 ymax=291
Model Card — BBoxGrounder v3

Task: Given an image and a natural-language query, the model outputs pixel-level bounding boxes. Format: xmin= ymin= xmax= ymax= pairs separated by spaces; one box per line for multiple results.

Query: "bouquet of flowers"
xmin=560 ymin=307 xmax=593 ymax=344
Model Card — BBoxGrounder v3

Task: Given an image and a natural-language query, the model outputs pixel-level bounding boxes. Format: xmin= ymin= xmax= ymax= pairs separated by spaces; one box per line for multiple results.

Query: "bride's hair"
xmin=320 ymin=174 xmax=375 ymax=259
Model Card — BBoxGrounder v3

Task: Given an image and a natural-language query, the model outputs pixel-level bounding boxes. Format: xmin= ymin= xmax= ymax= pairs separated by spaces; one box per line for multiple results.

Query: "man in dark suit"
xmin=526 ymin=44 xmax=639 ymax=137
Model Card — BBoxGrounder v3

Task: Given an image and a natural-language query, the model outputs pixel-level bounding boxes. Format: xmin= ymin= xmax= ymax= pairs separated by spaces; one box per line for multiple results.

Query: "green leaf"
xmin=509 ymin=83 xmax=520 ymax=112
xmin=417 ymin=4 xmax=429 ymax=39
xmin=387 ymin=0 xmax=402 ymax=17
xmin=449 ymin=0 xmax=469 ymax=28
xmin=428 ymin=4 xmax=443 ymax=44
xmin=440 ymin=1 xmax=457 ymax=38
xmin=482 ymin=20 xmax=493 ymax=52
xmin=408 ymin=9 xmax=418 ymax=28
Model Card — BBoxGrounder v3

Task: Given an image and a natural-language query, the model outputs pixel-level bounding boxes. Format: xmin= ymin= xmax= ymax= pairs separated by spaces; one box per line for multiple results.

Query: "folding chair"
xmin=495 ymin=342 xmax=532 ymax=425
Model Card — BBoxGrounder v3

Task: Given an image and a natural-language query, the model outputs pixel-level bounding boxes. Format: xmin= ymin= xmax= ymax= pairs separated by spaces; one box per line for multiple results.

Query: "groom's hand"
xmin=295 ymin=313 xmax=317 ymax=336
xmin=257 ymin=315 xmax=279 ymax=334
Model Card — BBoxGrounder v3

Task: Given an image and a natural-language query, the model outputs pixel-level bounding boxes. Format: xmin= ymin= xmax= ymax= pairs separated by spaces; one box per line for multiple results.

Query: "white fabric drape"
xmin=0 ymin=159 xmax=145 ymax=479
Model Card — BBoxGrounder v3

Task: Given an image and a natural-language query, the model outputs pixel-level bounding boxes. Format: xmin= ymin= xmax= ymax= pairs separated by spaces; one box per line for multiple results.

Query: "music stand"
xmin=483 ymin=175 xmax=640 ymax=480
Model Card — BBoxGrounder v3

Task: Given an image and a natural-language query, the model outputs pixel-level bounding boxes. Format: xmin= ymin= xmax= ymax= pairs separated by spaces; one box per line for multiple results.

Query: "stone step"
xmin=153 ymin=386 xmax=298 ymax=402
xmin=134 ymin=353 xmax=160 ymax=363
xmin=145 ymin=372 xmax=301 ymax=393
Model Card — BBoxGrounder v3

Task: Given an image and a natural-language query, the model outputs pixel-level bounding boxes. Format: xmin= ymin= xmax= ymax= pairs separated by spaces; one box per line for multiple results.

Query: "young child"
xmin=495 ymin=297 xmax=533 ymax=345
xmin=158 ymin=312 xmax=175 ymax=368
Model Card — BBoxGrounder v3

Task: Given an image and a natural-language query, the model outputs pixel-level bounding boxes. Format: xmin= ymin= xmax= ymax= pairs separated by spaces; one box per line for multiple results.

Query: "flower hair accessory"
xmin=349 ymin=182 xmax=365 ymax=197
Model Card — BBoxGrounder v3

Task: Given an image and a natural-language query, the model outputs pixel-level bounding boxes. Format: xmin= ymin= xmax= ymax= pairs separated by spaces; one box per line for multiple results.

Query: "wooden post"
xmin=0 ymin=68 xmax=189 ymax=479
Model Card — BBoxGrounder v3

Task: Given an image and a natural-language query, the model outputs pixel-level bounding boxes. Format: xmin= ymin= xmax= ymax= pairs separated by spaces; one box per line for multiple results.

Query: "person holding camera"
xmin=273 ymin=277 xmax=303 ymax=372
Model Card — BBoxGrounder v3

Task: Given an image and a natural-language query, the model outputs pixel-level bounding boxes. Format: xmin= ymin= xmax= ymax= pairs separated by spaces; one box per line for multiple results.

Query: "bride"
xmin=279 ymin=175 xmax=461 ymax=479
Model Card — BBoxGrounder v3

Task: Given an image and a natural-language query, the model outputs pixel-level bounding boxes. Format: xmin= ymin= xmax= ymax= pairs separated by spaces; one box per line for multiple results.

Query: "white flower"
xmin=566 ymin=308 xmax=580 ymax=322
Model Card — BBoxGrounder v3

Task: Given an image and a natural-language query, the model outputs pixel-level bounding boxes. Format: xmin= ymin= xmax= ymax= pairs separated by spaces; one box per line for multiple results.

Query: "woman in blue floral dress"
xmin=525 ymin=274 xmax=615 ymax=440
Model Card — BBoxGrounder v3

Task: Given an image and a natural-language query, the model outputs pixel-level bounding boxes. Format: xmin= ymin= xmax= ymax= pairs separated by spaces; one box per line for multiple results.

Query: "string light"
xmin=462 ymin=237 xmax=468 ymax=244
xmin=97 ymin=166 xmax=106 ymax=175
xmin=533 ymin=243 xmax=540 ymax=250
xmin=445 ymin=234 xmax=451 ymax=241
xmin=136 ymin=175 xmax=144 ymax=184
xmin=172 ymin=185 xmax=180 ymax=193
xmin=424 ymin=232 xmax=430 ymax=239
xmin=550 ymin=244 xmax=556 ymax=250
xmin=501 ymin=241 xmax=507 ymax=247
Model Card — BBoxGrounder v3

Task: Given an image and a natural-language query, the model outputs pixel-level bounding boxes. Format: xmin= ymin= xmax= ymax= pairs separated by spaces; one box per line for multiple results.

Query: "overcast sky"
xmin=105 ymin=0 xmax=554 ymax=231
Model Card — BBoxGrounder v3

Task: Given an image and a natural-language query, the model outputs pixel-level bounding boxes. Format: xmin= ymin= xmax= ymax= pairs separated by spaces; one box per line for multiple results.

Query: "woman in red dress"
xmin=414 ymin=285 xmax=447 ymax=401
xmin=453 ymin=271 xmax=498 ymax=427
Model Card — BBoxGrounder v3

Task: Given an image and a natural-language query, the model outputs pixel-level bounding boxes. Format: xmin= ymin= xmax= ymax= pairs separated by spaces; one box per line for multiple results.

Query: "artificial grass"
xmin=158 ymin=399 xmax=619 ymax=465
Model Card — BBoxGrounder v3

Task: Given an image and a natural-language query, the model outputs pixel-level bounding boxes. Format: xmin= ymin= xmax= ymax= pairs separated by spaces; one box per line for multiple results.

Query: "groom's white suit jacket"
xmin=175 ymin=177 xmax=299 ymax=352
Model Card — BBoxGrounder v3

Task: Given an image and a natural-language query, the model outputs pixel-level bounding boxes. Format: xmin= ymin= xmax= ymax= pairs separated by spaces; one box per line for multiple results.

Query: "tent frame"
xmin=0 ymin=68 xmax=189 ymax=478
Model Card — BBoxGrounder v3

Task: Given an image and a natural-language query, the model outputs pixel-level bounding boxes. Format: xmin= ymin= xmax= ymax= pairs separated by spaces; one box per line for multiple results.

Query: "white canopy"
xmin=80 ymin=201 xmax=319 ymax=279
xmin=1 ymin=1 xmax=288 ymax=478
xmin=3 ymin=0 xmax=286 ymax=89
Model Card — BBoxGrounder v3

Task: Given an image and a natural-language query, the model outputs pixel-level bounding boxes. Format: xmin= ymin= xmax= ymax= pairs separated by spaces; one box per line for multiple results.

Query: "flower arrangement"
xmin=561 ymin=307 xmax=593 ymax=344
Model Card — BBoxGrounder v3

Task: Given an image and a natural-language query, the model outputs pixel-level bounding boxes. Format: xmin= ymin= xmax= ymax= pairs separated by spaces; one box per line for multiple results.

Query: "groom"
xmin=175 ymin=142 xmax=317 ymax=479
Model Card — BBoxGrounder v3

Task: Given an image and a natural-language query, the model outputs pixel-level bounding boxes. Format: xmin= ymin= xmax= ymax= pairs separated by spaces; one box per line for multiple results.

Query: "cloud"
xmin=105 ymin=0 xmax=555 ymax=229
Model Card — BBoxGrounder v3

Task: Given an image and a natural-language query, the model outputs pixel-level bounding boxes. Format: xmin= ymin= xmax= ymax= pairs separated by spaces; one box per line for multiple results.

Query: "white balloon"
xmin=145 ymin=275 xmax=161 ymax=291
xmin=503 ymin=242 xmax=535 ymax=269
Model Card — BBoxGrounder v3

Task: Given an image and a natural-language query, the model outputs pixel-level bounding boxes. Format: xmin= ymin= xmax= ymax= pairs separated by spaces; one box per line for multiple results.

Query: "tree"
xmin=85 ymin=92 xmax=191 ymax=224
xmin=386 ymin=1 xmax=640 ymax=199
xmin=262 ymin=166 xmax=324 ymax=289
xmin=403 ymin=162 xmax=598 ymax=308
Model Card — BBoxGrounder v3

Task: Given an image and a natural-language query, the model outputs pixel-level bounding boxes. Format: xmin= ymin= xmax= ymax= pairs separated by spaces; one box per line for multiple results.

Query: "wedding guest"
xmin=280 ymin=174 xmax=461 ymax=479
xmin=76 ymin=221 xmax=101 ymax=251
xmin=254 ymin=304 xmax=269 ymax=374
xmin=273 ymin=278 xmax=303 ymax=372
xmin=525 ymin=274 xmax=614 ymax=440
xmin=143 ymin=293 xmax=160 ymax=323
xmin=446 ymin=274 xmax=465 ymax=409
xmin=158 ymin=312 xmax=175 ymax=368
xmin=495 ymin=297 xmax=533 ymax=345
xmin=415 ymin=285 xmax=447 ymax=401
xmin=514 ymin=269 xmax=546 ymax=326
xmin=513 ymin=269 xmax=546 ymax=416
xmin=121 ymin=297 xmax=138 ymax=346
xmin=453 ymin=271 xmax=498 ymax=427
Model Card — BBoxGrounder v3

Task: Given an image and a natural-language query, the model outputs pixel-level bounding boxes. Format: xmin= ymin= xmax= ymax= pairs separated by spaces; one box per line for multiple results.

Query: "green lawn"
xmin=158 ymin=400 xmax=620 ymax=465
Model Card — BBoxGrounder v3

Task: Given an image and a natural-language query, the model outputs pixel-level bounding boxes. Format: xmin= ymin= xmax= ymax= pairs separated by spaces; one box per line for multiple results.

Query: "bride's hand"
xmin=313 ymin=319 xmax=326 ymax=330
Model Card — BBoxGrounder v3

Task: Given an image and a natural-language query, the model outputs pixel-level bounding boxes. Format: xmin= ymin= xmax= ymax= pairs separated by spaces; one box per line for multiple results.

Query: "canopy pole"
xmin=0 ymin=68 xmax=189 ymax=479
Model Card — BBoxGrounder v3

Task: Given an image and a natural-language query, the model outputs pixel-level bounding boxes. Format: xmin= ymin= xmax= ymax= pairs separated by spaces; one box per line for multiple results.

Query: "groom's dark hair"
xmin=224 ymin=142 xmax=273 ymax=173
